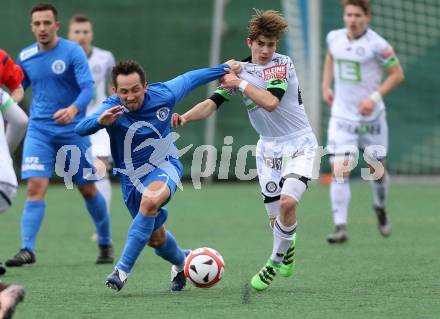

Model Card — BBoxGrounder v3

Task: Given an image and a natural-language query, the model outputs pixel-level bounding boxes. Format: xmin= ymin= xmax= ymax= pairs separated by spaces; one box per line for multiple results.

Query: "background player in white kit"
xmin=322 ymin=0 xmax=404 ymax=243
xmin=68 ymin=14 xmax=115 ymax=214
xmin=172 ymin=9 xmax=317 ymax=291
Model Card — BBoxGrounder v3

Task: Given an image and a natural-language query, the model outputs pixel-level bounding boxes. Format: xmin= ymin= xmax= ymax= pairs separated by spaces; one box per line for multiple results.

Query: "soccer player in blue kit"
xmin=75 ymin=59 xmax=237 ymax=291
xmin=5 ymin=3 xmax=113 ymax=267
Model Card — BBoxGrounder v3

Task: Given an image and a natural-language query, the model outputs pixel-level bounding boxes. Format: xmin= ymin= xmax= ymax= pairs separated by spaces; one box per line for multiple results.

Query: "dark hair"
xmin=248 ymin=9 xmax=288 ymax=41
xmin=69 ymin=14 xmax=91 ymax=25
xmin=343 ymin=0 xmax=371 ymax=15
xmin=31 ymin=3 xmax=58 ymax=20
xmin=112 ymin=60 xmax=146 ymax=87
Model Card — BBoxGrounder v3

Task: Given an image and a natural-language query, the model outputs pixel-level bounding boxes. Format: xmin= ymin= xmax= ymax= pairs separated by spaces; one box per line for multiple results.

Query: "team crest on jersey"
xmin=92 ymin=65 xmax=102 ymax=75
xmin=156 ymin=107 xmax=170 ymax=121
xmin=355 ymin=46 xmax=366 ymax=56
xmin=52 ymin=60 xmax=66 ymax=74
xmin=265 ymin=181 xmax=278 ymax=194
xmin=263 ymin=65 xmax=286 ymax=81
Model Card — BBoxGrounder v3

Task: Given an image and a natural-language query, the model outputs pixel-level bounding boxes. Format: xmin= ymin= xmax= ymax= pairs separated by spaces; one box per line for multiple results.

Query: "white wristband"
xmin=369 ymin=91 xmax=382 ymax=104
xmin=239 ymin=80 xmax=249 ymax=93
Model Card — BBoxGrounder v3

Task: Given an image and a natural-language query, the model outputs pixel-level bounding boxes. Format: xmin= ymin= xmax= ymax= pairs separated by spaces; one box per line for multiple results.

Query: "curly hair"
xmin=247 ymin=9 xmax=288 ymax=41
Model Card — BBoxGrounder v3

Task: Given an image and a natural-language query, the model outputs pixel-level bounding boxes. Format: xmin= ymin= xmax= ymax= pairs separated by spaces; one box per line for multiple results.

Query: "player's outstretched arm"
xmin=75 ymin=105 xmax=123 ymax=136
xmin=171 ymin=99 xmax=217 ymax=128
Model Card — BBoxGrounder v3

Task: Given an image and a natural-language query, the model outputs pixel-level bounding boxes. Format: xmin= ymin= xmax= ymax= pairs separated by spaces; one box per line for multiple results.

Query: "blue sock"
xmin=154 ymin=231 xmax=185 ymax=267
xmin=85 ymin=191 xmax=112 ymax=245
xmin=21 ymin=200 xmax=46 ymax=251
xmin=116 ymin=213 xmax=155 ymax=273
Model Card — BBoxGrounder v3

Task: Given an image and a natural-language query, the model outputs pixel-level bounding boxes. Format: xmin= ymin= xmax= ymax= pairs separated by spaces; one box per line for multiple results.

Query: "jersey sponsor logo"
xmin=263 ymin=65 xmax=286 ymax=81
xmin=156 ymin=107 xmax=170 ymax=121
xmin=337 ymin=59 xmax=361 ymax=82
xmin=52 ymin=60 xmax=66 ymax=74
xmin=19 ymin=46 xmax=39 ymax=61
xmin=265 ymin=181 xmax=278 ymax=194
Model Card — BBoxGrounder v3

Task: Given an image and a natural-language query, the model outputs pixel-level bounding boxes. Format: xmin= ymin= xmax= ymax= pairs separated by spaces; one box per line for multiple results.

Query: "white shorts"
xmin=90 ymin=129 xmax=112 ymax=159
xmin=256 ymin=131 xmax=318 ymax=198
xmin=326 ymin=113 xmax=388 ymax=161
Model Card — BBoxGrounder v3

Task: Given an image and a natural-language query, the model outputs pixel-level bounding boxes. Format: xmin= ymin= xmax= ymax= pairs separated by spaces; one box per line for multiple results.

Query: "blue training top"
xmin=75 ymin=64 xmax=228 ymax=193
xmin=18 ymin=37 xmax=94 ymax=131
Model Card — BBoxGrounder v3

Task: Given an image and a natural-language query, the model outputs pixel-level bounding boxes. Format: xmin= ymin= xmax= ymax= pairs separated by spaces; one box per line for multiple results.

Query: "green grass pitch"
xmin=0 ymin=181 xmax=438 ymax=318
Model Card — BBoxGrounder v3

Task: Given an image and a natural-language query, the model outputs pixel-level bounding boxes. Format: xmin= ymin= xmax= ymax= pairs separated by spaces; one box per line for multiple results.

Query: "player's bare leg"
xmin=0 ymin=282 xmax=25 ymax=318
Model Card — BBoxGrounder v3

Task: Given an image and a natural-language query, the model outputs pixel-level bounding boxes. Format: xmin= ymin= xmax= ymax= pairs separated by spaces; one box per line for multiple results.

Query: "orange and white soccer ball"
xmin=184 ymin=247 xmax=225 ymax=288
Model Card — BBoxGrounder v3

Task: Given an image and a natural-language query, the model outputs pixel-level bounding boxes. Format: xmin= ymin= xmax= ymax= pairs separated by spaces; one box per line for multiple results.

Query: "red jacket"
xmin=0 ymin=49 xmax=24 ymax=91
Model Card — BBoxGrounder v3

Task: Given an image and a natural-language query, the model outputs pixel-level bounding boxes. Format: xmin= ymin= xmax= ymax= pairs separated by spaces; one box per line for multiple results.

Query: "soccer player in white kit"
xmin=68 ymin=14 xmax=116 ymax=212
xmin=172 ymin=9 xmax=317 ymax=291
xmin=322 ymin=0 xmax=404 ymax=243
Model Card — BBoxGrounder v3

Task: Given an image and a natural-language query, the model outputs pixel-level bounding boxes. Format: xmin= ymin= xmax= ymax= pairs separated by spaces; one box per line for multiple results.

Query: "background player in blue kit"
xmin=75 ymin=59 xmax=237 ymax=292
xmin=6 ymin=3 xmax=113 ymax=267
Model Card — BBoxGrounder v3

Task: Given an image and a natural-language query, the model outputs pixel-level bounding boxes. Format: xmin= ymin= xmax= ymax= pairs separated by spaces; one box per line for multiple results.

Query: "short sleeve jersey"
xmin=327 ymin=28 xmax=398 ymax=121
xmin=218 ymin=53 xmax=312 ymax=138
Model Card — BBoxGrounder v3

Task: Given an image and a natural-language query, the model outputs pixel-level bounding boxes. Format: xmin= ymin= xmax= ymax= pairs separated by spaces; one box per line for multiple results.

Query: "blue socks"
xmin=154 ymin=231 xmax=186 ymax=268
xmin=21 ymin=200 xmax=46 ymax=251
xmin=85 ymin=191 xmax=112 ymax=245
xmin=116 ymin=213 xmax=156 ymax=273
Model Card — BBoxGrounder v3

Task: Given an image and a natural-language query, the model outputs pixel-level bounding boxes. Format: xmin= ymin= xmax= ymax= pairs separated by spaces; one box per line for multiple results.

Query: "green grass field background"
xmin=0 ymin=182 xmax=438 ymax=318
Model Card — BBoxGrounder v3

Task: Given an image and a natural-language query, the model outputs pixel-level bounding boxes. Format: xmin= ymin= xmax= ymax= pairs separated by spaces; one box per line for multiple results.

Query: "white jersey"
xmin=222 ymin=53 xmax=312 ymax=138
xmin=0 ymin=89 xmax=18 ymax=187
xmin=327 ymin=28 xmax=398 ymax=122
xmin=86 ymin=46 xmax=115 ymax=115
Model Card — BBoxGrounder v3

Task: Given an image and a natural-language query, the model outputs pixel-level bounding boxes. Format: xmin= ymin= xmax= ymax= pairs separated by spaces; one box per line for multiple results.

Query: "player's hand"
xmin=322 ymin=87 xmax=334 ymax=105
xmin=358 ymin=98 xmax=375 ymax=116
xmin=171 ymin=113 xmax=187 ymax=128
xmin=53 ymin=105 xmax=79 ymax=125
xmin=98 ymin=105 xmax=124 ymax=126
xmin=225 ymin=59 xmax=241 ymax=73
xmin=219 ymin=69 xmax=241 ymax=89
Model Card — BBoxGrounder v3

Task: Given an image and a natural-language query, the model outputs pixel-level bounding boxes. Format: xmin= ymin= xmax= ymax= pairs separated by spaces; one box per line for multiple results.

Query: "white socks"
xmin=369 ymin=173 xmax=389 ymax=208
xmin=330 ymin=179 xmax=351 ymax=226
xmin=96 ymin=176 xmax=112 ymax=211
xmin=271 ymin=216 xmax=296 ymax=264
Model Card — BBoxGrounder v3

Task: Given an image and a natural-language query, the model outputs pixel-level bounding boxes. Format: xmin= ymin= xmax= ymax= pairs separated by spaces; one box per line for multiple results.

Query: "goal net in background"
xmin=283 ymin=0 xmax=440 ymax=175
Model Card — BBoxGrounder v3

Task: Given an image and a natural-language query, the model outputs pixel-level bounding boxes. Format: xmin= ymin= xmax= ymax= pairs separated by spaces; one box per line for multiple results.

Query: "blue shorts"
xmin=21 ymin=123 xmax=95 ymax=185
xmin=122 ymin=158 xmax=183 ymax=230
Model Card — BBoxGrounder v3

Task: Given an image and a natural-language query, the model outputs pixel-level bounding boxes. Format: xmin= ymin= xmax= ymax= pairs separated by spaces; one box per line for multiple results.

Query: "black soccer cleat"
xmin=170 ymin=266 xmax=186 ymax=291
xmin=105 ymin=268 xmax=128 ymax=292
xmin=374 ymin=205 xmax=392 ymax=237
xmin=5 ymin=249 xmax=36 ymax=267
xmin=0 ymin=262 xmax=6 ymax=275
xmin=170 ymin=250 xmax=191 ymax=291
xmin=96 ymin=244 xmax=114 ymax=264
xmin=327 ymin=224 xmax=349 ymax=244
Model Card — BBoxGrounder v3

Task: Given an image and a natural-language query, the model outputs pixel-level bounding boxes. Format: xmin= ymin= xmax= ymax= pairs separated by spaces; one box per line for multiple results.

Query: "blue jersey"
xmin=76 ymin=64 xmax=227 ymax=197
xmin=18 ymin=37 xmax=94 ymax=131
